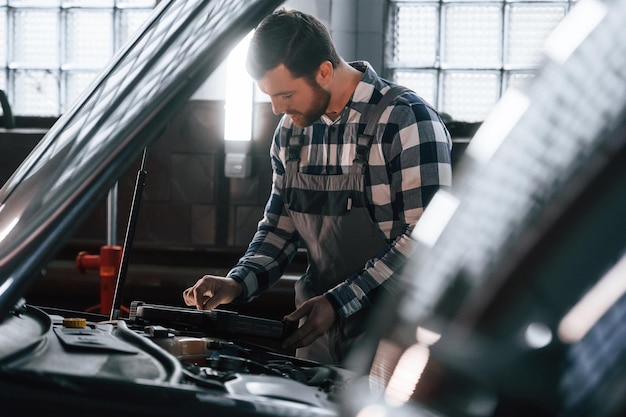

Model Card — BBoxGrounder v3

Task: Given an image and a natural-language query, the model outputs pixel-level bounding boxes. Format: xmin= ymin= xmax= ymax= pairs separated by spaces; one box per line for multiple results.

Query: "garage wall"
xmin=0 ymin=1 xmax=389 ymax=257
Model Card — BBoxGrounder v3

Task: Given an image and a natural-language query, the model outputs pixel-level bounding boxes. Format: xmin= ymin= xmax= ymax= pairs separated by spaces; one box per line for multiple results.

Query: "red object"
xmin=76 ymin=245 xmax=127 ymax=316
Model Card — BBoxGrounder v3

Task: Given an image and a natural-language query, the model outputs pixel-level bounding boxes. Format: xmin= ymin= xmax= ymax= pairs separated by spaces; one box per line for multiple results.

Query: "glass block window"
xmin=442 ymin=4 xmax=503 ymax=69
xmin=14 ymin=69 xmax=59 ymax=115
xmin=390 ymin=3 xmax=439 ymax=66
xmin=65 ymin=9 xmax=115 ymax=68
xmin=505 ymin=4 xmax=567 ymax=68
xmin=442 ymin=71 xmax=501 ymax=122
xmin=0 ymin=12 xmax=7 ymax=68
xmin=13 ymin=9 xmax=60 ymax=68
xmin=387 ymin=0 xmax=574 ymax=122
xmin=395 ymin=70 xmax=438 ymax=108
xmin=0 ymin=0 xmax=155 ymax=117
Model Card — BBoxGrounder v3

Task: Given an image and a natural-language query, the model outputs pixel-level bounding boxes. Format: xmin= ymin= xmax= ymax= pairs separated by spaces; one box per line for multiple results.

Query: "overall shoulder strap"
xmin=354 ymin=85 xmax=410 ymax=164
xmin=286 ymin=127 xmax=305 ymax=173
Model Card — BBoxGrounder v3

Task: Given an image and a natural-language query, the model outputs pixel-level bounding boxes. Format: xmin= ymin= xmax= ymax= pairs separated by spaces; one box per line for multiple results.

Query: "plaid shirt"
xmin=228 ymin=62 xmax=452 ymax=318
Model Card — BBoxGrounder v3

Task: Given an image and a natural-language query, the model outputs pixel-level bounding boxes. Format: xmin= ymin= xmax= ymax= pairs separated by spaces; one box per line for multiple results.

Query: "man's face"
xmin=257 ymin=64 xmax=330 ymax=128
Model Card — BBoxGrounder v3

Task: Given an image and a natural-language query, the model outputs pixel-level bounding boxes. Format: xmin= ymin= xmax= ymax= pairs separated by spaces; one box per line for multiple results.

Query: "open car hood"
xmin=0 ymin=0 xmax=283 ymax=320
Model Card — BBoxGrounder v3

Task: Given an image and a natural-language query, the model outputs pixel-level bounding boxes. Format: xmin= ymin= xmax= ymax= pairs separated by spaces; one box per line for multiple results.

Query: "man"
xmin=183 ymin=8 xmax=452 ymax=365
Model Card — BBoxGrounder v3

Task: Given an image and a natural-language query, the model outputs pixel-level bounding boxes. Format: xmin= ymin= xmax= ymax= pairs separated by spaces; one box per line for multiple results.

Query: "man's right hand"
xmin=183 ymin=275 xmax=243 ymax=311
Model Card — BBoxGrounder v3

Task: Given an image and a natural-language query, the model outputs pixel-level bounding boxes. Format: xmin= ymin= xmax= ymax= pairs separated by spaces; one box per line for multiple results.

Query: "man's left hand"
xmin=282 ymin=295 xmax=337 ymax=350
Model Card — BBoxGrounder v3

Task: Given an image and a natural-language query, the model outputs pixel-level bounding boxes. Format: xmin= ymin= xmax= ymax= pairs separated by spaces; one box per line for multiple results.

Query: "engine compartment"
xmin=0 ymin=304 xmax=350 ymax=416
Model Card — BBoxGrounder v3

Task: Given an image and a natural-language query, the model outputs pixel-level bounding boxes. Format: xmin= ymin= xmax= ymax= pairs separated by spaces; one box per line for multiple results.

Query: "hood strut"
xmin=110 ymin=147 xmax=148 ymax=321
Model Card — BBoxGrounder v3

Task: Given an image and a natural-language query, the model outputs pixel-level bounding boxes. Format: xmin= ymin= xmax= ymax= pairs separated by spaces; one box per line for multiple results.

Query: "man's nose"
xmin=271 ymin=99 xmax=285 ymax=115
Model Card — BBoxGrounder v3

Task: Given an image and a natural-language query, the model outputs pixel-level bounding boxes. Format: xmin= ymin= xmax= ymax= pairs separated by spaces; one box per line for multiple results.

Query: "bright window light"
xmin=442 ymin=4 xmax=503 ymax=69
xmin=506 ymin=4 xmax=566 ymax=68
xmin=13 ymin=9 xmax=60 ymax=68
xmin=65 ymin=10 xmax=114 ymax=69
xmin=65 ymin=71 xmax=99 ymax=111
xmin=441 ymin=71 xmax=501 ymax=122
xmin=394 ymin=70 xmax=437 ymax=108
xmin=0 ymin=12 xmax=6 ymax=67
xmin=119 ymin=9 xmax=155 ymax=48
xmin=544 ymin=0 xmax=607 ymax=65
xmin=224 ymin=31 xmax=254 ymax=142
xmin=388 ymin=0 xmax=572 ymax=122
xmin=504 ymin=71 xmax=535 ymax=94
xmin=391 ymin=3 xmax=438 ymax=66
xmin=13 ymin=69 xmax=59 ymax=116
xmin=0 ymin=70 xmax=6 ymax=93
xmin=0 ymin=2 xmax=155 ymax=117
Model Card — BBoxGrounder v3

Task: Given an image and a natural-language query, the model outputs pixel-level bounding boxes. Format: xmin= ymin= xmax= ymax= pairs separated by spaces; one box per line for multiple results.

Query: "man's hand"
xmin=282 ymin=295 xmax=337 ymax=350
xmin=183 ymin=275 xmax=243 ymax=310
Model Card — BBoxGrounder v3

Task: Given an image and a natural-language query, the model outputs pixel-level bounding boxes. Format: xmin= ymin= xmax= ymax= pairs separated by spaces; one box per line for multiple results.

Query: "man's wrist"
xmin=324 ymin=292 xmax=347 ymax=318
xmin=226 ymin=273 xmax=247 ymax=302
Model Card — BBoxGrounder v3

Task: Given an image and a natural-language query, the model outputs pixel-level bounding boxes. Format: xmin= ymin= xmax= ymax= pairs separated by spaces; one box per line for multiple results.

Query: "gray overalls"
xmin=283 ymin=86 xmax=407 ymax=365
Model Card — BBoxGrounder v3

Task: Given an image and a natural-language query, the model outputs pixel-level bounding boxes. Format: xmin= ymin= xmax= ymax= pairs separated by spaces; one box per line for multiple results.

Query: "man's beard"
xmin=288 ymin=81 xmax=330 ymax=127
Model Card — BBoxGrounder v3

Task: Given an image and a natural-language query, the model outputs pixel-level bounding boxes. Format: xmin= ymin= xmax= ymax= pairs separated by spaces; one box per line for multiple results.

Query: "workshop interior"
xmin=0 ymin=0 xmax=624 ymax=416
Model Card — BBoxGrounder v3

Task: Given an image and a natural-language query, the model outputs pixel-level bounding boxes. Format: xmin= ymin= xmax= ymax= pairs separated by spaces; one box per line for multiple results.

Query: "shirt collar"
xmin=313 ymin=61 xmax=382 ymax=127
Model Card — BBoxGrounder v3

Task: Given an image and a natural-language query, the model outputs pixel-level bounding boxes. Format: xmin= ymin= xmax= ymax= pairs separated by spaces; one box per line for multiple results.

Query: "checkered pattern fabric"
xmin=228 ymin=62 xmax=452 ymax=318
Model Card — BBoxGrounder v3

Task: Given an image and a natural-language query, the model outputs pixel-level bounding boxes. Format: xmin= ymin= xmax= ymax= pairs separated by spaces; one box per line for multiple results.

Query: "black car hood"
xmin=0 ymin=0 xmax=283 ymax=321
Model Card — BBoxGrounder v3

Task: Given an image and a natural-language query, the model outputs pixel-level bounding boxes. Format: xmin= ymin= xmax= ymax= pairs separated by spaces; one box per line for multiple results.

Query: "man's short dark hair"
xmin=245 ymin=9 xmax=341 ymax=82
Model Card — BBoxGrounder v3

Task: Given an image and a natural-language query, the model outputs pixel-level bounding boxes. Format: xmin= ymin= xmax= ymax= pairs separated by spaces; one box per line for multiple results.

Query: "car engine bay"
xmin=0 ymin=300 xmax=351 ymax=416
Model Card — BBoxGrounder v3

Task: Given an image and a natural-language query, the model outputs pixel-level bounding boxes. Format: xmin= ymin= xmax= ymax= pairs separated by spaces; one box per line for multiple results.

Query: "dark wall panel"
xmin=0 ymin=100 xmax=281 ymax=260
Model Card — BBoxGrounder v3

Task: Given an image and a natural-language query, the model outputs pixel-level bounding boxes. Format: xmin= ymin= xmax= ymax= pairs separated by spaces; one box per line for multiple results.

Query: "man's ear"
xmin=317 ymin=61 xmax=334 ymax=87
